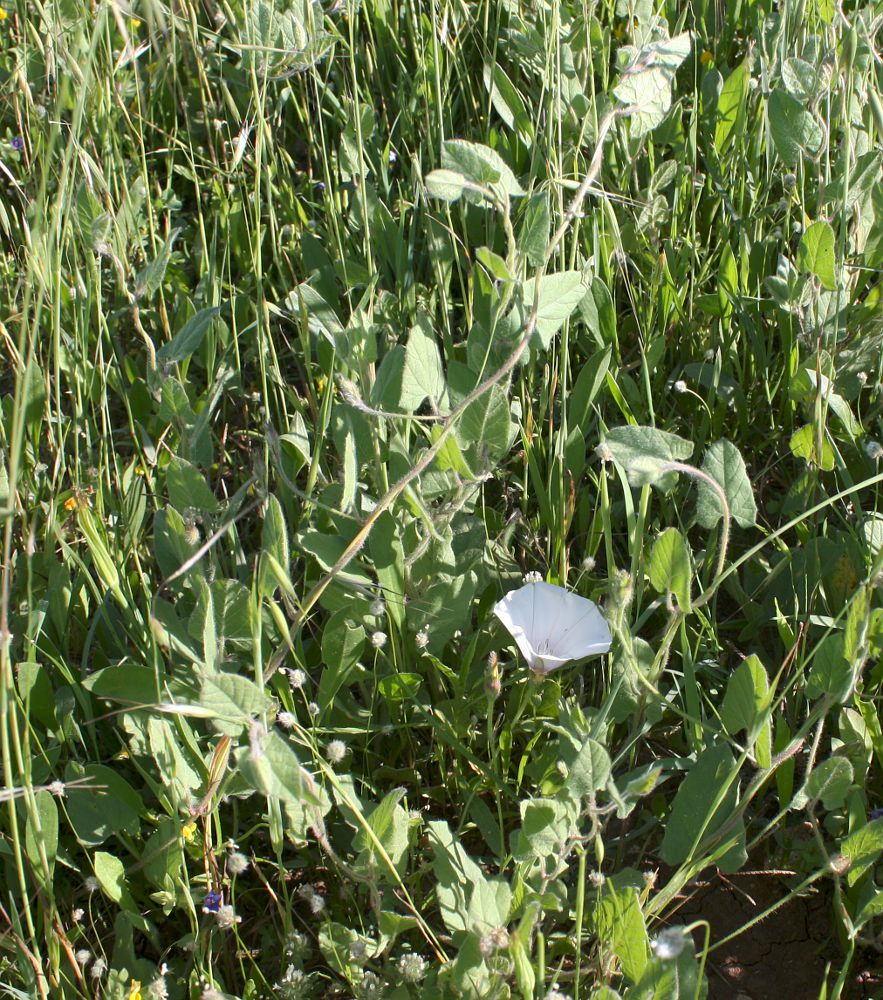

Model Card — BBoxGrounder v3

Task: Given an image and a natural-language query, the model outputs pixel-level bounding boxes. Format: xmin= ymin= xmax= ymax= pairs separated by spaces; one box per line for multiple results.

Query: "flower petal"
xmin=493 ymin=582 xmax=611 ymax=671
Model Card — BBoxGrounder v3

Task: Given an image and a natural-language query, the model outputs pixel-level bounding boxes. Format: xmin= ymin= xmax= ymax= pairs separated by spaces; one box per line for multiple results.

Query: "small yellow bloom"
xmin=0 ymin=9 xmax=8 ymax=21
xmin=129 ymin=17 xmax=140 ymax=31
xmin=129 ymin=982 xmax=142 ymax=1000
xmin=64 ymin=496 xmax=78 ymax=511
xmin=700 ymin=50 xmax=713 ymax=65
xmin=182 ymin=821 xmax=197 ymax=843
xmin=316 ymin=375 xmax=327 ymax=395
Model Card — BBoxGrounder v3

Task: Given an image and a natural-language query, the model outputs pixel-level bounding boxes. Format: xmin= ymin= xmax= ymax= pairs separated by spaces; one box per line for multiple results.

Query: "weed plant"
xmin=2 ymin=1 xmax=883 ymax=998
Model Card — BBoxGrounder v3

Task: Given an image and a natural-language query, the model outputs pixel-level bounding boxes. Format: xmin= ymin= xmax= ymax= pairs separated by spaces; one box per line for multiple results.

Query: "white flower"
xmin=227 ymin=851 xmax=249 ymax=875
xmin=493 ymin=582 xmax=611 ymax=673
xmin=864 ymin=440 xmax=883 ymax=461
xmin=75 ymin=949 xmax=91 ymax=966
xmin=215 ymin=904 xmax=240 ymax=929
xmin=370 ymin=630 xmax=387 ymax=649
xmin=396 ymin=953 xmax=428 ymax=982
xmin=415 ymin=627 xmax=429 ymax=648
xmin=326 ymin=739 xmax=347 ymax=764
xmin=278 ymin=710 xmax=296 ymax=729
xmin=289 ymin=668 xmax=307 ymax=689
xmin=651 ymin=926 xmax=687 ymax=960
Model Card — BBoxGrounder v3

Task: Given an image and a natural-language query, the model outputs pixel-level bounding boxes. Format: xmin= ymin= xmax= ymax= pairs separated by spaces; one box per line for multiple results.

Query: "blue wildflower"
xmin=202 ymin=890 xmax=222 ymax=913
xmin=11 ymin=137 xmax=24 ymax=150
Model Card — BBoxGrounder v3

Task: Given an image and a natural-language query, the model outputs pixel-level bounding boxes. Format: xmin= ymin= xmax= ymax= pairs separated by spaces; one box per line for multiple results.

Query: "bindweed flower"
xmin=493 ymin=582 xmax=611 ymax=673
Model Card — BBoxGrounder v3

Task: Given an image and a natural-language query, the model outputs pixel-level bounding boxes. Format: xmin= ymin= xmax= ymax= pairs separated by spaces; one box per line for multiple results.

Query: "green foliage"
xmin=3 ymin=1 xmax=882 ymax=997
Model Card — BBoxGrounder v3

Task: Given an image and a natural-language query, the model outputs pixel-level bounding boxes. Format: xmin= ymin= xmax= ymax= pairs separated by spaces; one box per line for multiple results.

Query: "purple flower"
xmin=202 ymin=889 xmax=222 ymax=913
xmin=11 ymin=137 xmax=24 ymax=150
xmin=870 ymin=807 xmax=883 ymax=821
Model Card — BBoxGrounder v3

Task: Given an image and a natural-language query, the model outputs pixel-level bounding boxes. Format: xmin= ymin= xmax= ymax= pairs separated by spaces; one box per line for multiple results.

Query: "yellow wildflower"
xmin=128 ymin=982 xmax=142 ymax=1000
xmin=182 ymin=821 xmax=197 ymax=843
xmin=0 ymin=10 xmax=8 ymax=21
xmin=700 ymin=50 xmax=713 ymax=65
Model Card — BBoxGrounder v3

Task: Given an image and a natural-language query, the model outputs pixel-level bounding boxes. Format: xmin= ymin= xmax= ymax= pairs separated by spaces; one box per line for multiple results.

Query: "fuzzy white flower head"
xmin=651 ymin=926 xmax=687 ymax=960
xmin=326 ymin=739 xmax=347 ymax=764
xmin=493 ymin=582 xmax=611 ymax=673
xmin=288 ymin=668 xmax=307 ymax=689
xmin=227 ymin=851 xmax=249 ymax=876
xmin=370 ymin=630 xmax=387 ymax=649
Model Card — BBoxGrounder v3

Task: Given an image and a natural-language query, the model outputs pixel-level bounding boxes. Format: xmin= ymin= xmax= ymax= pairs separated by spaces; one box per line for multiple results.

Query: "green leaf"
xmin=24 ymin=790 xmax=58 ymax=887
xmin=720 ymin=655 xmax=770 ymax=744
xmin=236 ymin=729 xmax=317 ymax=805
xmin=353 ymin=789 xmax=410 ymax=876
xmin=199 ymin=673 xmax=271 ymax=736
xmin=441 ymin=139 xmax=525 ymax=200
xmin=427 ymin=820 xmax=489 ymax=933
xmin=613 ymin=33 xmax=692 ymax=138
xmin=156 ymin=307 xmax=221 ymax=364
xmin=522 ymin=270 xmax=590 ymax=349
xmin=135 ymin=227 xmax=180 ymax=298
xmin=648 ymin=527 xmax=692 ymax=611
xmin=768 ymin=89 xmax=824 ymax=165
xmin=259 ymin=494 xmax=292 ymax=599
xmin=714 ymin=60 xmax=749 ymax=153
xmin=318 ymin=613 xmax=366 ymax=709
xmin=369 ymin=511 xmax=406 ymax=628
xmin=513 ymin=798 xmax=572 ymax=861
xmin=806 ymin=634 xmax=854 ymax=703
xmin=603 ymin=425 xmax=693 ymax=490
xmin=483 ymin=62 xmax=533 ymax=139
xmin=166 ymin=457 xmax=219 ymax=513
xmin=142 ymin=817 xmax=184 ymax=889
xmin=399 ymin=315 xmax=446 ymax=412
xmin=94 ymin=851 xmax=138 ymax=910
xmin=519 ymin=193 xmax=550 ymax=267
xmin=790 ymin=423 xmax=835 ymax=471
xmin=593 ymin=874 xmax=650 ymax=983
xmin=424 ymin=168 xmax=469 ymax=202
xmin=840 ymin=818 xmax=883 ymax=887
xmin=659 ymin=743 xmax=746 ymax=872
xmin=65 ymin=763 xmax=144 ymax=846
xmin=797 ymin=220 xmax=837 ymax=290
xmin=696 ymin=439 xmax=757 ymax=528
xmin=804 ymin=756 xmax=853 ymax=811
xmin=566 ymin=738 xmax=613 ymax=799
